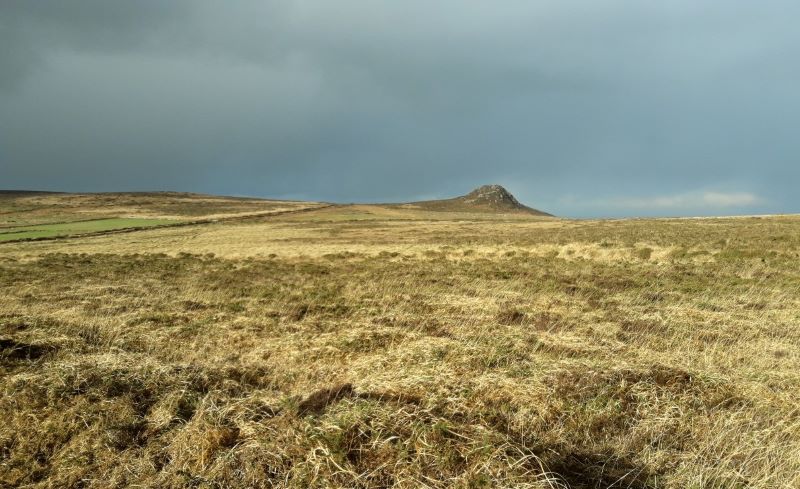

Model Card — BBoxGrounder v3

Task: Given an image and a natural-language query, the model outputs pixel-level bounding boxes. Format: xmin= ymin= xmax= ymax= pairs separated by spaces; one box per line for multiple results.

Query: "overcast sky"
xmin=2 ymin=1 xmax=799 ymax=217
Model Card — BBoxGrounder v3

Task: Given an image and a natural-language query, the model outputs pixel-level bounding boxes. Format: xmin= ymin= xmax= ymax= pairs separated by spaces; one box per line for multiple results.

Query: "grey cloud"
xmin=1 ymin=1 xmax=799 ymax=216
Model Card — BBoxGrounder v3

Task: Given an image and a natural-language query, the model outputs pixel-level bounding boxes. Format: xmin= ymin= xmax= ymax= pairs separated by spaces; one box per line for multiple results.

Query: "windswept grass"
xmin=1 ymin=207 xmax=799 ymax=488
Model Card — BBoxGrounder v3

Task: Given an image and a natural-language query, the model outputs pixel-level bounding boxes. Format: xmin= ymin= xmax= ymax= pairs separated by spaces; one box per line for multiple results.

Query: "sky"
xmin=1 ymin=1 xmax=799 ymax=218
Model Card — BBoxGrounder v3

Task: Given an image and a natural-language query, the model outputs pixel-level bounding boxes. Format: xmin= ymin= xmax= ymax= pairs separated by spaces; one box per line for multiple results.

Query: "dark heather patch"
xmin=0 ymin=338 xmax=58 ymax=362
xmin=546 ymin=450 xmax=658 ymax=489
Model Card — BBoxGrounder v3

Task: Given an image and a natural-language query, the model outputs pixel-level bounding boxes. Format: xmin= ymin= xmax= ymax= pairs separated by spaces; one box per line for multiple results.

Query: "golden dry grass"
xmin=1 ymin=203 xmax=799 ymax=488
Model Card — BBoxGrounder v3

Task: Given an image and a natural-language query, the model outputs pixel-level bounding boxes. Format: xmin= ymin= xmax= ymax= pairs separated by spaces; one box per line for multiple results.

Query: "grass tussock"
xmin=1 ymin=210 xmax=800 ymax=487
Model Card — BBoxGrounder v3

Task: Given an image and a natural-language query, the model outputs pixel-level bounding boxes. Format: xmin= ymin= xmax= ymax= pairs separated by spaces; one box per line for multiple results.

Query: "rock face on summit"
xmin=461 ymin=185 xmax=525 ymax=209
xmin=408 ymin=184 xmax=551 ymax=216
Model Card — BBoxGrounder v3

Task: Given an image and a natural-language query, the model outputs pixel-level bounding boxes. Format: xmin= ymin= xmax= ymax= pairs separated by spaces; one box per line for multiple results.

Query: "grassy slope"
xmin=0 ymin=192 xmax=324 ymax=242
xmin=0 ymin=218 xmax=178 ymax=242
xmin=0 ymin=191 xmax=317 ymax=228
xmin=1 ymin=206 xmax=799 ymax=488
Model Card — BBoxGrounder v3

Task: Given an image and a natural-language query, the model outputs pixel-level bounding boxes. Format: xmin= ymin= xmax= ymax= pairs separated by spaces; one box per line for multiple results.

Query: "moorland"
xmin=1 ymin=188 xmax=798 ymax=488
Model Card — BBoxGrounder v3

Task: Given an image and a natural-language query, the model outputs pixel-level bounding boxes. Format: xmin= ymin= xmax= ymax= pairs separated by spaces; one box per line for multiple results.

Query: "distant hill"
xmin=1 ymin=186 xmax=552 ymax=217
xmin=396 ymin=185 xmax=552 ymax=216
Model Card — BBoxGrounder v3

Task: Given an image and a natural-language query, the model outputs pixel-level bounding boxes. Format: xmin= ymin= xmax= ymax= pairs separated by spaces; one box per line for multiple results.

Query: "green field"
xmin=0 ymin=218 xmax=178 ymax=242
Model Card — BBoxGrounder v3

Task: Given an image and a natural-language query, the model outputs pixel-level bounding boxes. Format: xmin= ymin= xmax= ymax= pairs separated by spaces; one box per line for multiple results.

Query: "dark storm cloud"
xmin=2 ymin=1 xmax=799 ymax=216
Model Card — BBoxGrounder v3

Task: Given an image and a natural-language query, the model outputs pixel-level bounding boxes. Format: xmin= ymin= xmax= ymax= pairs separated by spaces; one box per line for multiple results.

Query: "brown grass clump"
xmin=1 ymin=206 xmax=799 ymax=487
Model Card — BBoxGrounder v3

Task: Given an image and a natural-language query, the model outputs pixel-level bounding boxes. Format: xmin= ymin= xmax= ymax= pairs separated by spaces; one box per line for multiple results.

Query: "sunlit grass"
xmin=1 ymin=204 xmax=798 ymax=488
